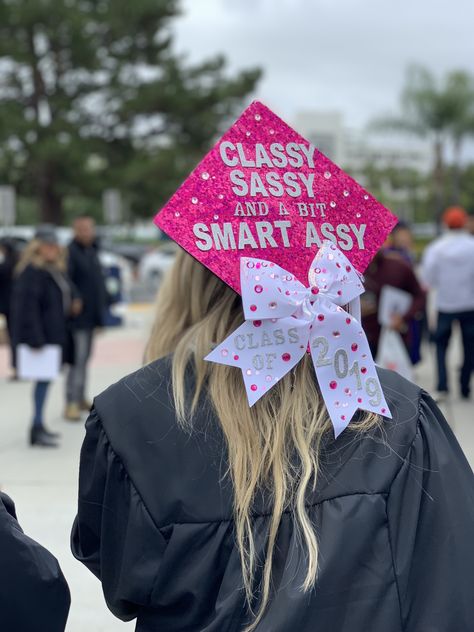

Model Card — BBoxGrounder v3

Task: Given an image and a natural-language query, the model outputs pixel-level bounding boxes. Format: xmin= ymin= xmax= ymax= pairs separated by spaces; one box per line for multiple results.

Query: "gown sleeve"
xmin=0 ymin=492 xmax=70 ymax=632
xmin=71 ymin=407 xmax=168 ymax=621
xmin=387 ymin=391 xmax=474 ymax=631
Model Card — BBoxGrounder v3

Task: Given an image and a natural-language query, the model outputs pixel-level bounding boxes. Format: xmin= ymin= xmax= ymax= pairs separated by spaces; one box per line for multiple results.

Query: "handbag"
xmin=376 ymin=327 xmax=413 ymax=382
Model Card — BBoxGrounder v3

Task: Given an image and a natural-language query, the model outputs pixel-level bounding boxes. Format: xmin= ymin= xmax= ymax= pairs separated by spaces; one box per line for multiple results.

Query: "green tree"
xmin=448 ymin=163 xmax=474 ymax=213
xmin=0 ymin=1 xmax=261 ymax=224
xmin=357 ymin=161 xmax=429 ymax=222
xmin=446 ymin=72 xmax=474 ymax=203
xmin=372 ymin=65 xmax=472 ymax=221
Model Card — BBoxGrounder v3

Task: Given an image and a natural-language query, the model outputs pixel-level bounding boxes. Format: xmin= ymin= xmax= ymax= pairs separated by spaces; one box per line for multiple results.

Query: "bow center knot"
xmin=301 ymin=287 xmax=325 ymax=321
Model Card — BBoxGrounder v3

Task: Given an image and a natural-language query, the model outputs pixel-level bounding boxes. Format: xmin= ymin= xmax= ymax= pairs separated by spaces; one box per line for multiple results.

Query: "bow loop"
xmin=240 ymin=257 xmax=307 ymax=320
xmin=307 ymin=241 xmax=365 ymax=306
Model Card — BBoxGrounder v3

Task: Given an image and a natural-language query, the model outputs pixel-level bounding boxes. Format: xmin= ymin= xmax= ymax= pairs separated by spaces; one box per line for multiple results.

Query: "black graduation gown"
xmin=0 ymin=493 xmax=70 ymax=631
xmin=71 ymin=359 xmax=474 ymax=631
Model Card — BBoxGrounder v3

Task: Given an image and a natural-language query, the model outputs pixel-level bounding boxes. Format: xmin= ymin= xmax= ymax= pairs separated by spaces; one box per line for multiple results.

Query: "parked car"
xmin=138 ymin=246 xmax=176 ymax=288
xmin=99 ymin=250 xmax=133 ymax=303
xmin=98 ymin=239 xmax=150 ymax=268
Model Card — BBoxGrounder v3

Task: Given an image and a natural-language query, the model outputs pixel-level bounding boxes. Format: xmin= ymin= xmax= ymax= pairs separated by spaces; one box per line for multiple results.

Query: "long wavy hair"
xmin=15 ymin=239 xmax=66 ymax=275
xmin=145 ymin=248 xmax=380 ymax=630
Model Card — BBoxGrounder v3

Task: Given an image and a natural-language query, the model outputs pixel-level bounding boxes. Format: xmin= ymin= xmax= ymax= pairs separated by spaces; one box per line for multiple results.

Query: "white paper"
xmin=378 ymin=285 xmax=413 ymax=327
xmin=17 ymin=344 xmax=62 ymax=381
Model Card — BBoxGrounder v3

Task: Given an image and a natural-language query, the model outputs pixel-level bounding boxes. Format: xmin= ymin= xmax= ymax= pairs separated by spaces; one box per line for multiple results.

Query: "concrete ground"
xmin=0 ymin=308 xmax=473 ymax=631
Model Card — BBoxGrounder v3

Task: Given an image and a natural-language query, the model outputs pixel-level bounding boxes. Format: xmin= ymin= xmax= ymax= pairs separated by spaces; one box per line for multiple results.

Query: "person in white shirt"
xmin=421 ymin=206 xmax=474 ymax=399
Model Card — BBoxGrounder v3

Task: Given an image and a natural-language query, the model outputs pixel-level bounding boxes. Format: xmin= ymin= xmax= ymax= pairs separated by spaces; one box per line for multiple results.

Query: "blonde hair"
xmin=145 ymin=249 xmax=380 ymax=630
xmin=16 ymin=239 xmax=66 ymax=275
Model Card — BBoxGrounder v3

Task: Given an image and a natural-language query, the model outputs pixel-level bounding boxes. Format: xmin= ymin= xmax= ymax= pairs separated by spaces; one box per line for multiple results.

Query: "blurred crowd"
xmin=1 ymin=208 xmax=474 ymax=449
xmin=361 ymin=206 xmax=474 ymax=402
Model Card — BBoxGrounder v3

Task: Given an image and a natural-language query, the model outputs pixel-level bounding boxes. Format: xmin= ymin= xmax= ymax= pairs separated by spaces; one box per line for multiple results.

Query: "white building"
xmin=293 ymin=110 xmax=431 ymax=175
xmin=293 ymin=111 xmax=346 ymax=166
xmin=293 ymin=110 xmax=432 ymax=222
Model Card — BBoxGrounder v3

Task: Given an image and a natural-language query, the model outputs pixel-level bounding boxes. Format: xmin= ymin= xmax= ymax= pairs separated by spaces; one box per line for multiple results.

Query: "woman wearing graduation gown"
xmin=0 ymin=492 xmax=70 ymax=631
xmin=72 ymin=248 xmax=474 ymax=632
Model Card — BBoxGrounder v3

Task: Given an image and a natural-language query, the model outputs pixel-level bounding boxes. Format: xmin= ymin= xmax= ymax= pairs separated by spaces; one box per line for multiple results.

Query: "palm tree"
xmin=372 ymin=65 xmax=473 ymax=222
xmin=446 ymin=71 xmax=474 ymax=203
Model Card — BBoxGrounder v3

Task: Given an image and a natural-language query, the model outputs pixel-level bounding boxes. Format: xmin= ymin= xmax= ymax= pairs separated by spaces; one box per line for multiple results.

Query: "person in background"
xmin=0 ymin=238 xmax=18 ymax=376
xmin=65 ymin=215 xmax=107 ymax=421
xmin=421 ymin=206 xmax=474 ymax=400
xmin=11 ymin=226 xmax=80 ymax=447
xmin=385 ymin=221 xmax=425 ymax=365
xmin=361 ymin=248 xmax=426 ymax=358
xmin=466 ymin=209 xmax=474 ymax=236
xmin=385 ymin=220 xmax=416 ymax=265
xmin=0 ymin=491 xmax=70 ymax=631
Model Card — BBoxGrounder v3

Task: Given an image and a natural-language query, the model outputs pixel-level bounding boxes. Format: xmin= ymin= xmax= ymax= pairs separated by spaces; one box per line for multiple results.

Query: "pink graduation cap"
xmin=154 ymin=101 xmax=397 ymax=437
xmin=155 ymin=100 xmax=397 ymax=293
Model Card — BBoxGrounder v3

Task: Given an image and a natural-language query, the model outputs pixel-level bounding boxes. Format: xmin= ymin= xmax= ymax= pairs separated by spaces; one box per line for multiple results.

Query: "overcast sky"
xmin=173 ymin=0 xmax=474 ymax=131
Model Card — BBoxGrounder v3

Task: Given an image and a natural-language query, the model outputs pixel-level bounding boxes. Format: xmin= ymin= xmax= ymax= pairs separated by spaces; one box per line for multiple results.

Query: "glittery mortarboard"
xmin=155 ymin=101 xmax=397 ymax=293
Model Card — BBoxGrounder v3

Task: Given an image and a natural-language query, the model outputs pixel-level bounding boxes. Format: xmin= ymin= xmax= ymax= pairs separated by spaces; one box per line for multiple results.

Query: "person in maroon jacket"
xmin=361 ymin=249 xmax=426 ymax=357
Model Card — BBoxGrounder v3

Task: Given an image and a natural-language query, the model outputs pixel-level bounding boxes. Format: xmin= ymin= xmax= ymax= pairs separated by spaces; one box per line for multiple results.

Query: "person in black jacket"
xmin=0 ymin=491 xmax=70 ymax=631
xmin=65 ymin=216 xmax=107 ymax=421
xmin=72 ymin=250 xmax=474 ymax=632
xmin=11 ymin=226 xmax=79 ymax=447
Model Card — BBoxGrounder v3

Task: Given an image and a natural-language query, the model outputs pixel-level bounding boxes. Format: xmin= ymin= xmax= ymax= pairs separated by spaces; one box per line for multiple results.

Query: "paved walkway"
xmin=0 ymin=309 xmax=472 ymax=631
xmin=0 ymin=310 xmax=149 ymax=632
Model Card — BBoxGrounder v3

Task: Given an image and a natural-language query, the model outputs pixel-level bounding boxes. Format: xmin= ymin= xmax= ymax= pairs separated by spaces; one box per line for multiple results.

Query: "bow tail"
xmin=205 ymin=317 xmax=311 ymax=406
xmin=309 ymin=305 xmax=391 ymax=437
